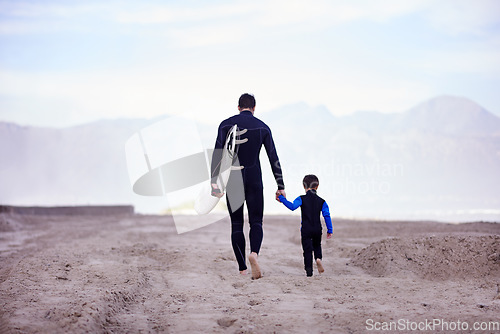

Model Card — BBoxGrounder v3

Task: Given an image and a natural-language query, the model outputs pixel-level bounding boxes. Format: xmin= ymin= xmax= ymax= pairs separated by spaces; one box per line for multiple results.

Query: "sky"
xmin=0 ymin=0 xmax=499 ymax=127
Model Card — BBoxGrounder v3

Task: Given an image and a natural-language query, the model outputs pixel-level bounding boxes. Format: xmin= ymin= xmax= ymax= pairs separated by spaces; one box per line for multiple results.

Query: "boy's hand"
xmin=211 ymin=184 xmax=224 ymax=198
xmin=275 ymin=189 xmax=286 ymax=201
xmin=327 ymin=233 xmax=333 ymax=239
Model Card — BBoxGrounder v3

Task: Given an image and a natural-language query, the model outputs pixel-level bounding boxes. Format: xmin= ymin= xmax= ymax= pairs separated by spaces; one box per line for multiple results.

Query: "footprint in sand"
xmin=217 ymin=317 xmax=237 ymax=328
xmin=248 ymin=300 xmax=261 ymax=306
xmin=232 ymin=282 xmax=245 ymax=289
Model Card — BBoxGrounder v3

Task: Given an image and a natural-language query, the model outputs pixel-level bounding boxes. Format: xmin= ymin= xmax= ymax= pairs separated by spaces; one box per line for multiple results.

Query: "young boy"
xmin=278 ymin=174 xmax=333 ymax=277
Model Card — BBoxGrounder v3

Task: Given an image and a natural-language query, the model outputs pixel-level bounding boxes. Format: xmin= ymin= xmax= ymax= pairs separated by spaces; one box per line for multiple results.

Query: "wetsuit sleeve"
xmin=279 ymin=195 xmax=301 ymax=211
xmin=322 ymin=201 xmax=333 ymax=234
xmin=263 ymin=128 xmax=285 ymax=190
xmin=210 ymin=123 xmax=228 ymax=184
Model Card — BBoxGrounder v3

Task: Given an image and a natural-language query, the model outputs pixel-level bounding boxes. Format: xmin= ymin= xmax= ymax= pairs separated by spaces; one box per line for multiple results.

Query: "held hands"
xmin=213 ymin=186 xmax=285 ymax=201
xmin=211 ymin=183 xmax=224 ymax=198
xmin=275 ymin=189 xmax=286 ymax=202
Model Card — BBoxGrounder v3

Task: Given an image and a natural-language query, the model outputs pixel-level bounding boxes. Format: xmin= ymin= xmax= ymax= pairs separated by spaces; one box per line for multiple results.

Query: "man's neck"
xmin=239 ymin=108 xmax=254 ymax=114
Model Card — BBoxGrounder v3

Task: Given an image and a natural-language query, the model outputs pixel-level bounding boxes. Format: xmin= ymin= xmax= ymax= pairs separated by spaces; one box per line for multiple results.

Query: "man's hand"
xmin=327 ymin=233 xmax=333 ymax=239
xmin=275 ymin=189 xmax=286 ymax=201
xmin=211 ymin=183 xmax=224 ymax=198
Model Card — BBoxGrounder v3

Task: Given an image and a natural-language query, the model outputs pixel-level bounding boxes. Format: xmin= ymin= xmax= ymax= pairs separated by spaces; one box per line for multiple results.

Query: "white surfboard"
xmin=194 ymin=124 xmax=247 ymax=215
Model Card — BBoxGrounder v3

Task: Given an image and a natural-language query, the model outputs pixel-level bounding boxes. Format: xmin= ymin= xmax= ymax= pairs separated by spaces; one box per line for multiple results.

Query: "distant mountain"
xmin=397 ymin=95 xmax=500 ymax=136
xmin=1 ymin=96 xmax=499 ymax=221
xmin=0 ymin=118 xmax=154 ymax=207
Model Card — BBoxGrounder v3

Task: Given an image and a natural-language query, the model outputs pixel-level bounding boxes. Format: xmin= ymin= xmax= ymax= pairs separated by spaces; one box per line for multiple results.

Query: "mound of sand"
xmin=0 ymin=213 xmax=22 ymax=232
xmin=350 ymin=235 xmax=500 ymax=280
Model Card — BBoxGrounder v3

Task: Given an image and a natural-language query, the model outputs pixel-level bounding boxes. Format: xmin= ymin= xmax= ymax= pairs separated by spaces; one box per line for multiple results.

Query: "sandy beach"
xmin=1 ymin=212 xmax=499 ymax=333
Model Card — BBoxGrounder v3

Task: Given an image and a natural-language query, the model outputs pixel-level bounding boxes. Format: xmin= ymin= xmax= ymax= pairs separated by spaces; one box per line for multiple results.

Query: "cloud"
xmin=2 ymin=1 xmax=499 ymax=42
xmin=114 ymin=2 xmax=256 ymax=24
xmin=423 ymin=0 xmax=500 ymax=35
xmin=254 ymin=0 xmax=428 ymax=26
xmin=0 ymin=2 xmax=85 ymax=18
xmin=167 ymin=24 xmax=246 ymax=48
xmin=0 ymin=1 xmax=108 ymax=34
xmin=107 ymin=0 xmax=433 ymax=48
xmin=113 ymin=0 xmax=428 ymax=27
xmin=110 ymin=0 xmax=500 ymax=49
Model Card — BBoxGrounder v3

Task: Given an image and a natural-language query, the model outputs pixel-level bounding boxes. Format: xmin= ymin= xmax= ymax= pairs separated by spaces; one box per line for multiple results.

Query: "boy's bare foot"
xmin=239 ymin=270 xmax=247 ymax=275
xmin=316 ymin=258 xmax=324 ymax=273
xmin=248 ymin=252 xmax=262 ymax=280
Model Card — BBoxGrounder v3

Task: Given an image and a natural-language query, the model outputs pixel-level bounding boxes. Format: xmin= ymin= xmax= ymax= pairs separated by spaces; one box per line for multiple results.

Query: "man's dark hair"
xmin=238 ymin=93 xmax=256 ymax=109
xmin=303 ymin=174 xmax=319 ymax=189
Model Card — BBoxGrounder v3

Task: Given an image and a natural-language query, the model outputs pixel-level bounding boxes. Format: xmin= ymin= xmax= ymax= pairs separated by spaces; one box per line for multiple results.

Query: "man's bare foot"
xmin=248 ymin=252 xmax=262 ymax=280
xmin=316 ymin=258 xmax=325 ymax=273
xmin=239 ymin=270 xmax=247 ymax=275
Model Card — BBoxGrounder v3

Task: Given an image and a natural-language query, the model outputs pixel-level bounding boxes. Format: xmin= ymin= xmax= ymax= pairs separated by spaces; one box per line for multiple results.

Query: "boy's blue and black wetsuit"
xmin=211 ymin=110 xmax=284 ymax=272
xmin=279 ymin=190 xmax=332 ymax=276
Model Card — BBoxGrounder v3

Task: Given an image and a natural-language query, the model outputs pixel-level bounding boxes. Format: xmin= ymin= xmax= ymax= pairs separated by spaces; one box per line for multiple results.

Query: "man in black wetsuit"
xmin=211 ymin=93 xmax=285 ymax=279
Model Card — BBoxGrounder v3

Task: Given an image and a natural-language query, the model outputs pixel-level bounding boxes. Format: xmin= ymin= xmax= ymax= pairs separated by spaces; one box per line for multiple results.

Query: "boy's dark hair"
xmin=303 ymin=174 xmax=319 ymax=189
xmin=238 ymin=93 xmax=256 ymax=109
